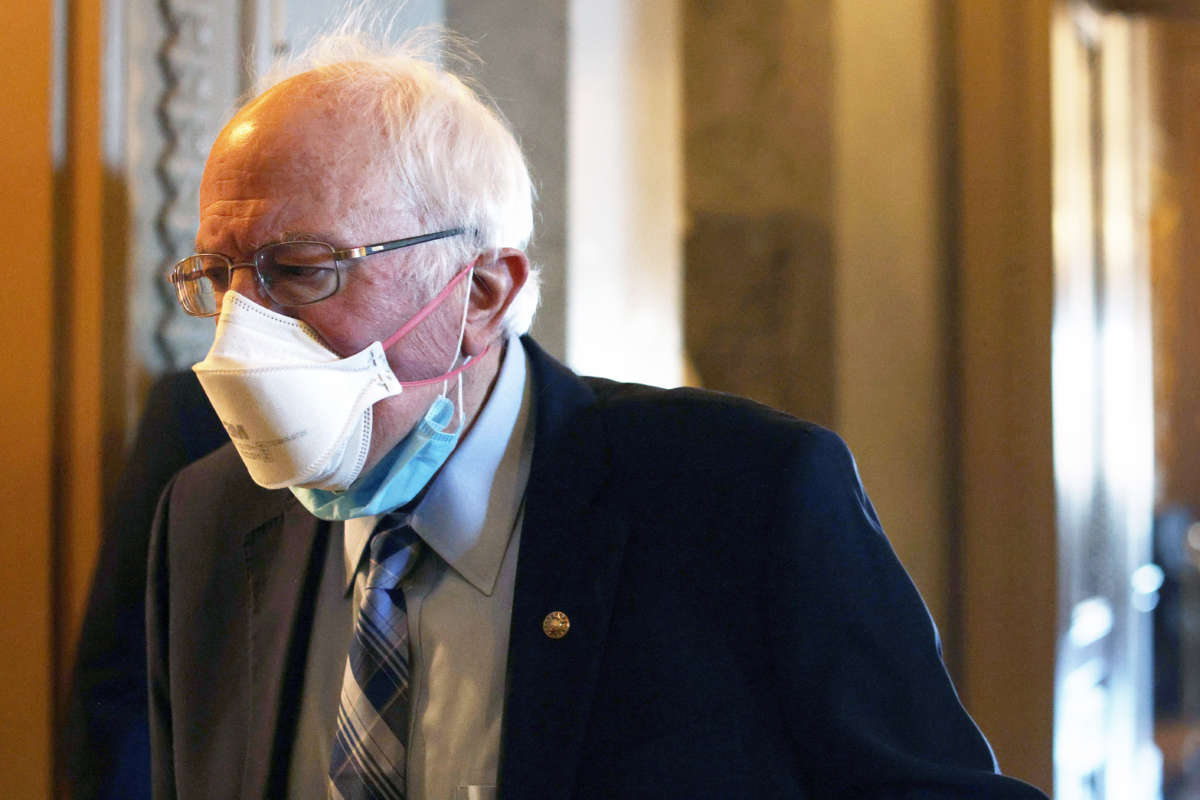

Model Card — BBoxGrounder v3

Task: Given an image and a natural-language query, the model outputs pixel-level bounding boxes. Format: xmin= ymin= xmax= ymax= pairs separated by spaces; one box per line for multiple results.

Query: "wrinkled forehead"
xmin=199 ymin=75 xmax=401 ymax=240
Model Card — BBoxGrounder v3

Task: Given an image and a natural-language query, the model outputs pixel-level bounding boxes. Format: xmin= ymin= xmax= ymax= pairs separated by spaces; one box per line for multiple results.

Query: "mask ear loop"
xmin=442 ymin=264 xmax=475 ymax=435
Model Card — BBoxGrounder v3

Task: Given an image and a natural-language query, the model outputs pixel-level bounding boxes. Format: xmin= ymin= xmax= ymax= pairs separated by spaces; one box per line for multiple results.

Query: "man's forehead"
xmin=195 ymin=189 xmax=371 ymax=249
xmin=197 ymin=71 xmax=402 ymax=251
xmin=195 ymin=163 xmax=404 ymax=254
xmin=215 ymin=76 xmax=386 ymax=168
xmin=203 ymin=110 xmax=387 ymax=208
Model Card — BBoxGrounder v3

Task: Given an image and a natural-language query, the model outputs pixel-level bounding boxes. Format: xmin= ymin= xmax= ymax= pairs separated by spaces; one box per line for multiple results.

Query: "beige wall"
xmin=568 ymin=0 xmax=684 ymax=385
xmin=446 ymin=0 xmax=570 ymax=360
xmin=832 ymin=0 xmax=951 ymax=634
xmin=955 ymin=1 xmax=1056 ymax=792
xmin=684 ymin=0 xmax=837 ymax=428
xmin=0 ymin=0 xmax=112 ymax=795
xmin=1 ymin=1 xmax=58 ymax=796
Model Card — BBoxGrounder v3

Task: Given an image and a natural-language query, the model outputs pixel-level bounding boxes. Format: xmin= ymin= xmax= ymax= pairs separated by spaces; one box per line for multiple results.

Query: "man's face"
xmin=196 ymin=75 xmax=466 ymax=469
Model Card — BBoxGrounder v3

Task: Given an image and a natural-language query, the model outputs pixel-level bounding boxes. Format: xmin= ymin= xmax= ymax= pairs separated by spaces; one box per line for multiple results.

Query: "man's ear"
xmin=462 ymin=248 xmax=529 ymax=356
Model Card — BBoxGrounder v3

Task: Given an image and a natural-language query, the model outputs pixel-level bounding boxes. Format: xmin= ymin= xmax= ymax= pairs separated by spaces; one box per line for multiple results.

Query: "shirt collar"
xmin=343 ymin=336 xmax=531 ymax=596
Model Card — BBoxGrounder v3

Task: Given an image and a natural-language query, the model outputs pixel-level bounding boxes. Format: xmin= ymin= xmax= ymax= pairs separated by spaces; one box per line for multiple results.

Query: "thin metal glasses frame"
xmin=168 ymin=226 xmax=467 ymax=317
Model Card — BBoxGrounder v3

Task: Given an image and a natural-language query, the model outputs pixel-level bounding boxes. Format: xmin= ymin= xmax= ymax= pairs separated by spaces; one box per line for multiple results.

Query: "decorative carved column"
xmin=125 ymin=0 xmax=241 ymax=385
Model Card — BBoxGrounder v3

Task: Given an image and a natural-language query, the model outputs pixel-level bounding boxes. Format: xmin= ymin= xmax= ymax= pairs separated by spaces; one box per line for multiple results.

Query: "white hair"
xmin=253 ymin=24 xmax=541 ymax=336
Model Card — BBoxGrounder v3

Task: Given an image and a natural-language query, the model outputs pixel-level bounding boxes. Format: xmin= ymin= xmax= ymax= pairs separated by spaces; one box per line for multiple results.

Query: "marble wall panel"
xmin=683 ymin=0 xmax=836 ymax=424
xmin=124 ymin=0 xmax=242 ymax=380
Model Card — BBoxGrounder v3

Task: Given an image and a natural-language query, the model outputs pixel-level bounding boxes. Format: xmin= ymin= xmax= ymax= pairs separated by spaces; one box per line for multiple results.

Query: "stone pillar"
xmin=683 ymin=0 xmax=836 ymax=424
xmin=831 ymin=0 xmax=951 ymax=633
xmin=124 ymin=0 xmax=243 ymax=380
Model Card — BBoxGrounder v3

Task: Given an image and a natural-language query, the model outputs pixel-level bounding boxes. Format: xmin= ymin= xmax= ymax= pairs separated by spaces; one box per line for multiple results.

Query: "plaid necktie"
xmin=328 ymin=514 xmax=423 ymax=800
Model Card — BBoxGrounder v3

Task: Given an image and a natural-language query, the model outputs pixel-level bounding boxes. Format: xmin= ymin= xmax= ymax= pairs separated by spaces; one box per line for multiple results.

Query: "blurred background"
xmin=5 ymin=0 xmax=1200 ymax=797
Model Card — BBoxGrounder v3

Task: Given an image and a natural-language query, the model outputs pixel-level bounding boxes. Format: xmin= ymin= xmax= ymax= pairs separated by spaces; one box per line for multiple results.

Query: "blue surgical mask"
xmin=291 ymin=394 xmax=460 ymax=520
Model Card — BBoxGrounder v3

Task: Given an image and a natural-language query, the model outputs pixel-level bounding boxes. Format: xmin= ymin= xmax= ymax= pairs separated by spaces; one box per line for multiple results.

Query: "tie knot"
xmin=365 ymin=514 xmax=422 ymax=590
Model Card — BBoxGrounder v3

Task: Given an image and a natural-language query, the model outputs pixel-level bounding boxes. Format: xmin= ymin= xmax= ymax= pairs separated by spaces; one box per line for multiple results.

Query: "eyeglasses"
xmin=167 ymin=227 xmax=467 ymax=317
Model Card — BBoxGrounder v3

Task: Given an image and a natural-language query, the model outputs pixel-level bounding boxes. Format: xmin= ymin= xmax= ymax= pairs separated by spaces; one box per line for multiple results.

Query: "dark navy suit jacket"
xmin=148 ymin=338 xmax=1048 ymax=798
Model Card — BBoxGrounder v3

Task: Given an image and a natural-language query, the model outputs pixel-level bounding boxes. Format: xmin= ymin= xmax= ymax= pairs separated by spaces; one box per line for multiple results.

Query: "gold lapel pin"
xmin=542 ymin=610 xmax=570 ymax=639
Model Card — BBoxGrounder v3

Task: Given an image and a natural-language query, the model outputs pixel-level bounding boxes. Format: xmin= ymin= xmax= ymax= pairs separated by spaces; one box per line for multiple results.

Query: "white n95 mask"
xmin=193 ymin=290 xmax=403 ymax=490
xmin=192 ymin=261 xmax=481 ymax=492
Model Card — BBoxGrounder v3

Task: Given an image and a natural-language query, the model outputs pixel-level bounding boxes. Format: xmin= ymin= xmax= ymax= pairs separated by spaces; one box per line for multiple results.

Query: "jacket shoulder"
xmin=580 ymin=377 xmax=848 ymax=470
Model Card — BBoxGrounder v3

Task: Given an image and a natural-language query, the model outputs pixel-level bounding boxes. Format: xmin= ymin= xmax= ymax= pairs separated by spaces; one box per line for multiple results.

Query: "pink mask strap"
xmin=381 ymin=262 xmax=475 ymax=351
xmin=398 ymin=343 xmax=492 ymax=388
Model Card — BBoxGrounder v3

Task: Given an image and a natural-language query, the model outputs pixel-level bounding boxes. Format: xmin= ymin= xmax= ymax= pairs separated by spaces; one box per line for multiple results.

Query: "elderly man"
xmin=149 ymin=34 xmax=1048 ymax=800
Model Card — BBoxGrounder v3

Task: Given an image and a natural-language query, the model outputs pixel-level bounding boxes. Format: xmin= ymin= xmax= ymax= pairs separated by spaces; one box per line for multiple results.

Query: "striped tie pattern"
xmin=329 ymin=515 xmax=422 ymax=800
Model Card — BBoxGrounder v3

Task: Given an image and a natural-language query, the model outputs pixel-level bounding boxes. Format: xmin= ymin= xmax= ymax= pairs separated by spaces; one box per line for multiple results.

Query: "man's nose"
xmin=224 ymin=264 xmax=277 ymax=310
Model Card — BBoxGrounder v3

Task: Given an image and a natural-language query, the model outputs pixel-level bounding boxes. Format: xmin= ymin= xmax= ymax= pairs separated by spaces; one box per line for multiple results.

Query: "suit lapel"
xmin=241 ymin=497 xmax=330 ymax=798
xmin=499 ymin=340 xmax=631 ymax=799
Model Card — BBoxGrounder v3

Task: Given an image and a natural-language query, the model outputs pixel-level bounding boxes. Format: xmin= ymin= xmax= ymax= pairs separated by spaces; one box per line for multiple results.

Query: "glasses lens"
xmin=257 ymin=242 xmax=339 ymax=306
xmin=171 ymin=255 xmax=228 ymax=316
